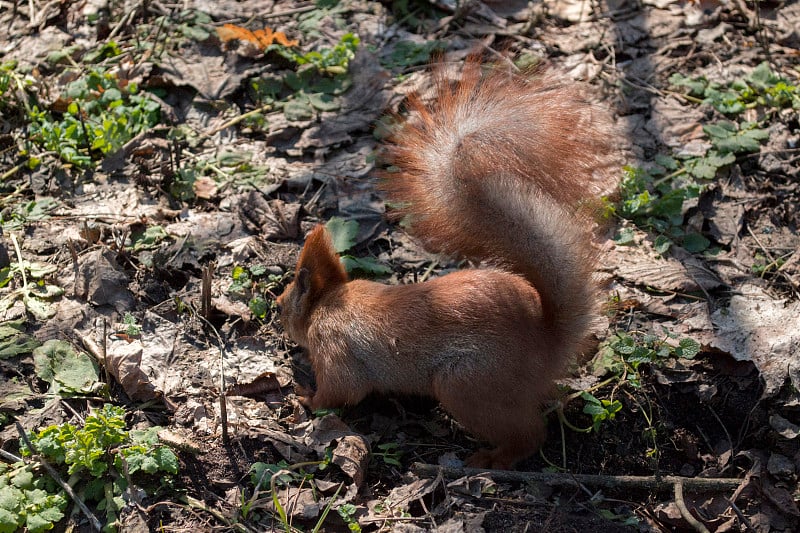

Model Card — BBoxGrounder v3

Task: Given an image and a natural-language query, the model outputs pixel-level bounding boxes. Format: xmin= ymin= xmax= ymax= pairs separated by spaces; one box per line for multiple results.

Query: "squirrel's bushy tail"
xmin=380 ymin=60 xmax=619 ymax=352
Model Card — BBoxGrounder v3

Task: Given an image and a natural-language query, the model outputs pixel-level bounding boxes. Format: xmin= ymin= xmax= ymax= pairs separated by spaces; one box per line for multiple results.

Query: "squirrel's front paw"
xmin=294 ymin=384 xmax=316 ymax=409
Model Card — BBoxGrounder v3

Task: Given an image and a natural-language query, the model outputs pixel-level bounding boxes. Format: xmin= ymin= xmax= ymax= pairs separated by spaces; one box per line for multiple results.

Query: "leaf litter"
xmin=0 ymin=0 xmax=799 ymax=531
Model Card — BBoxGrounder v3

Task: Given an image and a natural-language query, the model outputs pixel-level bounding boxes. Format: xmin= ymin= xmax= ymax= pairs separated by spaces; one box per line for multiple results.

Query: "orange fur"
xmin=277 ymin=60 xmax=619 ymax=469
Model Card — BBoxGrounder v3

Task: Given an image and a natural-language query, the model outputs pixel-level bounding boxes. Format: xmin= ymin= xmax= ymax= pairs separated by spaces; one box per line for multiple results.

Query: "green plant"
xmin=0 ymin=319 xmax=40 ymax=360
xmin=17 ymin=405 xmax=178 ymax=532
xmin=170 ymin=150 xmax=271 ymax=202
xmin=567 ymin=329 xmax=699 ymax=435
xmin=246 ymin=457 xmax=336 ymax=532
xmin=272 ymin=33 xmax=360 ymax=75
xmin=608 ymin=164 xmax=707 ymax=254
xmin=372 ymin=442 xmax=402 ymax=467
xmin=380 ymin=40 xmax=446 ymax=70
xmin=611 ymin=63 xmax=793 ymax=254
xmin=122 ymin=313 xmax=141 ymax=337
xmin=27 ymin=68 xmax=160 ymax=168
xmin=580 ymin=392 xmax=623 ymax=433
xmin=592 ymin=329 xmax=701 ymax=389
xmin=670 ymin=62 xmax=800 ymax=115
xmin=247 ymin=33 xmax=360 ymax=123
xmin=559 ymin=329 xmax=700 ymax=468
xmin=228 ymin=265 xmax=286 ymax=319
xmin=336 ymin=503 xmax=362 ymax=532
xmin=33 ymin=340 xmax=102 ymax=397
xmin=0 ymin=198 xmax=59 ymax=231
xmin=0 ymin=461 xmax=68 ymax=533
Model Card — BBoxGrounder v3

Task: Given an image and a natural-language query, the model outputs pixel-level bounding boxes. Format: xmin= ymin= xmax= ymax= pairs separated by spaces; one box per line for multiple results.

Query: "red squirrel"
xmin=276 ymin=60 xmax=618 ymax=469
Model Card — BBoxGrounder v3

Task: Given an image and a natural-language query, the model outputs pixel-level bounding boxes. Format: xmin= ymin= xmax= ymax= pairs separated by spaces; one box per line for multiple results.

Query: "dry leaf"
xmin=216 ymin=24 xmax=298 ymax=48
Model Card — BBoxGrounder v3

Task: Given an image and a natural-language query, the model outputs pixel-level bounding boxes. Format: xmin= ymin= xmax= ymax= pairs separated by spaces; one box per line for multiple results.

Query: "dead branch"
xmin=412 ymin=463 xmax=743 ymax=494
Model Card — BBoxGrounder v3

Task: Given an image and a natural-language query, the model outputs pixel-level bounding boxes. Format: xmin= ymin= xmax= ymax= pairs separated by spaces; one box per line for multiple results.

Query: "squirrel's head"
xmin=276 ymin=267 xmax=312 ymax=347
xmin=276 ymin=225 xmax=348 ymax=348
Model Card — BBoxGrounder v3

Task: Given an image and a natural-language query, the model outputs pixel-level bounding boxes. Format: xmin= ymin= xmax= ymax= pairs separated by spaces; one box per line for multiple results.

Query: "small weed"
xmin=228 ymin=265 xmax=285 ymax=319
xmin=571 ymin=329 xmax=700 ymax=433
xmin=580 ymin=392 xmax=623 ymax=433
xmin=564 ymin=329 xmax=700 ymax=467
xmin=610 ymin=63 xmax=792 ymax=253
xmin=272 ymin=33 xmax=360 ymax=75
xmin=16 ymin=404 xmax=179 ymax=532
xmin=0 ymin=319 xmax=40 ymax=360
xmin=336 ymin=503 xmax=362 ymax=532
xmin=170 ymin=151 xmax=270 ymax=202
xmin=0 ymin=461 xmax=68 ymax=533
xmin=246 ymin=456 xmax=335 ymax=531
xmin=670 ymin=61 xmax=800 ymax=115
xmin=26 ymin=68 xmax=160 ymax=168
xmin=372 ymin=442 xmax=403 ymax=467
xmin=122 ymin=313 xmax=141 ymax=337
xmin=0 ymin=198 xmax=59 ymax=231
xmin=592 ymin=329 xmax=701 ymax=388
xmin=246 ymin=33 xmax=359 ymax=124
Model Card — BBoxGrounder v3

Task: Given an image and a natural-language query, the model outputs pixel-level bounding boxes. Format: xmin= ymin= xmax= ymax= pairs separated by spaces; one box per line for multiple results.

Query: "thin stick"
xmin=411 ymin=463 xmax=744 ymax=494
xmin=196 ymin=103 xmax=273 ymax=144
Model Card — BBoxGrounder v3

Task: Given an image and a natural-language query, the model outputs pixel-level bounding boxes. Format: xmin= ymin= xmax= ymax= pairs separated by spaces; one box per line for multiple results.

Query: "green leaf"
xmin=704 ymin=121 xmax=769 ymax=155
xmin=668 ymin=72 xmax=707 ymax=97
xmin=26 ymin=503 xmax=65 ymax=533
xmin=682 ymin=232 xmax=710 ymax=253
xmin=32 ymin=340 xmax=100 ymax=396
xmin=131 ymin=225 xmax=168 ymax=251
xmin=0 ymin=321 xmax=40 ymax=359
xmin=325 ymin=217 xmax=358 ymax=253
xmin=0 ymin=507 xmax=20 ymax=533
xmin=613 ymin=227 xmax=635 ymax=245
xmin=153 ymin=447 xmax=179 ymax=474
xmin=249 ymin=298 xmax=268 ymax=319
xmin=653 ymin=235 xmax=672 ymax=255
xmin=128 ymin=427 xmax=160 ymax=446
xmin=307 ymin=92 xmax=339 ymax=111
xmin=383 ymin=40 xmax=447 ymax=70
xmin=0 ymin=485 xmax=21 ymax=512
xmin=283 ymin=97 xmax=314 ymax=121
xmin=10 ymin=469 xmax=32 ymax=489
xmin=340 ymin=255 xmax=392 ymax=276
xmin=676 ymin=338 xmax=701 ymax=359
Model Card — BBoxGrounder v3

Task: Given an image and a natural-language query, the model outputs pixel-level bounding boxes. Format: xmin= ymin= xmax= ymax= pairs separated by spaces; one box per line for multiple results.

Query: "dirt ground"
xmin=1 ymin=0 xmax=799 ymax=532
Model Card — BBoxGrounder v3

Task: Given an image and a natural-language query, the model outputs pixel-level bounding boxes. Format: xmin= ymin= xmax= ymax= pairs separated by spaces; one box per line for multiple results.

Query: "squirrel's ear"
xmin=296 ymin=267 xmax=311 ymax=296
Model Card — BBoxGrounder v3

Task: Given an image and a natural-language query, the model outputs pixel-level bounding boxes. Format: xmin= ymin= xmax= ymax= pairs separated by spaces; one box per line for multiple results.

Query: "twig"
xmin=192 ymin=299 xmax=229 ymax=445
xmin=674 ymin=479 xmax=710 ymax=533
xmin=106 ymin=0 xmax=142 ymax=41
xmin=15 ymin=422 xmax=103 ymax=532
xmin=0 ymin=448 xmax=23 ymax=463
xmin=262 ymin=5 xmax=317 ymax=19
xmin=725 ymin=497 xmax=756 ymax=532
xmin=196 ymin=103 xmax=273 ymax=144
xmin=411 ymin=463 xmax=743 ymax=493
xmin=181 ymin=495 xmax=256 ymax=533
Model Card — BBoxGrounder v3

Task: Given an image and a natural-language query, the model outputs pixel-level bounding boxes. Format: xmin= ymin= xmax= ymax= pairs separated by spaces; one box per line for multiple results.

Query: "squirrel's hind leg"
xmin=435 ymin=378 xmax=547 ymax=469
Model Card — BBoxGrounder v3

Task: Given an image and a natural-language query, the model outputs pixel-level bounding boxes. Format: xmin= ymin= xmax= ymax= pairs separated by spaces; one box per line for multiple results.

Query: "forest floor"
xmin=0 ymin=0 xmax=799 ymax=532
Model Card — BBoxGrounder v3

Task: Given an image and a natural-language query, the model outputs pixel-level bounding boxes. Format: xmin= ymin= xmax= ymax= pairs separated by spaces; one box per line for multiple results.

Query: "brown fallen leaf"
xmin=216 ymin=24 xmax=298 ymax=48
